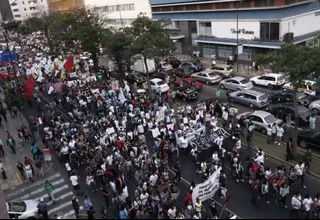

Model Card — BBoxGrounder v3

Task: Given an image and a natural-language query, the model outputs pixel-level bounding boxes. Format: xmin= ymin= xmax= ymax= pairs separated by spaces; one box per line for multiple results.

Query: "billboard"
xmin=0 ymin=52 xmax=17 ymax=63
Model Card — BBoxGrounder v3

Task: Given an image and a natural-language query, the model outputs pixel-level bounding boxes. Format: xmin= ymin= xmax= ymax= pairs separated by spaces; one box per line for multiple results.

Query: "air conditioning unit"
xmin=283 ymin=32 xmax=294 ymax=42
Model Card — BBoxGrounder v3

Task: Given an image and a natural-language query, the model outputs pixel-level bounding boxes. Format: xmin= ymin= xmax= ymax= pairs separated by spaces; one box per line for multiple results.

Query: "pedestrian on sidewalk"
xmin=276 ymin=124 xmax=284 ymax=145
xmin=37 ymin=198 xmax=49 ymax=219
xmin=25 ymin=162 xmax=34 ymax=183
xmin=44 ymin=180 xmax=55 ymax=204
xmin=267 ymin=125 xmax=272 ymax=146
xmin=11 ymin=105 xmax=18 ymax=118
xmin=16 ymin=162 xmax=26 ymax=181
xmin=0 ymin=139 xmax=5 ymax=157
xmin=0 ymin=107 xmax=7 ymax=122
xmin=24 ymin=156 xmax=34 ymax=176
xmin=31 ymin=142 xmax=38 ymax=160
xmin=295 ymin=161 xmax=306 ymax=188
xmin=72 ymin=196 xmax=80 ymax=219
xmin=22 ymin=125 xmax=31 ymax=142
xmin=6 ymin=136 xmax=16 ymax=154
xmin=286 ymin=138 xmax=293 ymax=161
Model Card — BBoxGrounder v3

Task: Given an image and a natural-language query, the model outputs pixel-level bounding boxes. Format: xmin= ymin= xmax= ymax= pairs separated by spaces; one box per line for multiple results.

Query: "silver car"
xmin=219 ymin=76 xmax=253 ymax=91
xmin=229 ymin=90 xmax=269 ymax=108
xmin=210 ymin=64 xmax=233 ymax=78
xmin=191 ymin=69 xmax=222 ymax=84
xmin=236 ymin=110 xmax=283 ymax=135
xmin=309 ymin=100 xmax=320 ymax=115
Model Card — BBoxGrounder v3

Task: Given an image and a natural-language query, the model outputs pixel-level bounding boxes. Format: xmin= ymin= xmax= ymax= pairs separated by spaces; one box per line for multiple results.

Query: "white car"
xmin=236 ymin=110 xmax=283 ymax=135
xmin=219 ymin=76 xmax=253 ymax=91
xmin=150 ymin=78 xmax=170 ymax=93
xmin=7 ymin=200 xmax=40 ymax=219
xmin=159 ymin=61 xmax=173 ymax=71
xmin=250 ymin=73 xmax=285 ymax=89
xmin=309 ymin=100 xmax=320 ymax=115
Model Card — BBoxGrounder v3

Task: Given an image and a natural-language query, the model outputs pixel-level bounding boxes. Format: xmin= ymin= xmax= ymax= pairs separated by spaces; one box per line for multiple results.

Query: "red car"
xmin=174 ymin=77 xmax=203 ymax=91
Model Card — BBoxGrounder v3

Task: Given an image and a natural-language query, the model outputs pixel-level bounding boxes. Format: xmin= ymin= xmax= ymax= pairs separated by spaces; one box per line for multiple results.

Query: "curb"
xmin=13 ymin=162 xmax=54 ymax=188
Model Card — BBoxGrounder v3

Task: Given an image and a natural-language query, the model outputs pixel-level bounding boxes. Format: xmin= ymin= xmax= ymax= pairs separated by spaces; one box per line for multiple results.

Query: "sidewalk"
xmin=242 ymin=131 xmax=320 ymax=177
xmin=173 ymin=53 xmax=264 ymax=78
xmin=0 ymin=93 xmax=47 ymax=191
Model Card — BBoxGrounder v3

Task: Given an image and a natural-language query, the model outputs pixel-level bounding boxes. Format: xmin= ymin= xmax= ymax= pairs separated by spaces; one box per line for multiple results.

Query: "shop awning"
xmin=170 ymin=35 xmax=185 ymax=40
xmin=292 ymin=30 xmax=320 ymax=45
xmin=195 ymin=37 xmax=283 ymax=49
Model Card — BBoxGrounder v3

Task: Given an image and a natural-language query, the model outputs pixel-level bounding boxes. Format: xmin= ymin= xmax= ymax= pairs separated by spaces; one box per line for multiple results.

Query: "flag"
xmin=23 ymin=76 xmax=36 ymax=101
xmin=63 ymin=58 xmax=74 ymax=71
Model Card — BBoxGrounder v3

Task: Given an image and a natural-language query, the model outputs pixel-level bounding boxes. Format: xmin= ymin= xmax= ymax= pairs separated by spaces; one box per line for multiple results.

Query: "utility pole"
xmin=236 ymin=0 xmax=239 ymax=73
xmin=117 ymin=2 xmax=124 ymax=27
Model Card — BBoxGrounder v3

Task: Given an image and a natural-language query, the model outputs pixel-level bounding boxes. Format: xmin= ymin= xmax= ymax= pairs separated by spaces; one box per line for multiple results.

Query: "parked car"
xmin=191 ymin=69 xmax=222 ymax=84
xmin=282 ymin=80 xmax=319 ymax=97
xmin=309 ymin=100 xmax=320 ymax=115
xmin=174 ymin=77 xmax=203 ymax=91
xmin=150 ymin=78 xmax=170 ymax=93
xmin=266 ymin=103 xmax=310 ymax=126
xmin=210 ymin=64 xmax=233 ymax=78
xmin=159 ymin=61 xmax=173 ymax=71
xmin=250 ymin=73 xmax=285 ymax=89
xmin=7 ymin=200 xmax=40 ymax=219
xmin=236 ymin=110 xmax=283 ymax=134
xmin=297 ymin=129 xmax=320 ymax=148
xmin=165 ymin=57 xmax=181 ymax=68
xmin=269 ymin=90 xmax=312 ymax=107
xmin=168 ymin=68 xmax=191 ymax=78
xmin=180 ymin=62 xmax=203 ymax=73
xmin=126 ymin=71 xmax=146 ymax=85
xmin=219 ymin=76 xmax=253 ymax=91
xmin=229 ymin=90 xmax=269 ymax=108
xmin=175 ymin=87 xmax=199 ymax=101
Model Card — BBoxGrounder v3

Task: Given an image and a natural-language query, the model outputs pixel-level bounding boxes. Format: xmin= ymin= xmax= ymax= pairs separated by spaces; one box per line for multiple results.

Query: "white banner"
xmin=192 ymin=168 xmax=221 ymax=205
xmin=175 ymin=126 xmax=205 ymax=148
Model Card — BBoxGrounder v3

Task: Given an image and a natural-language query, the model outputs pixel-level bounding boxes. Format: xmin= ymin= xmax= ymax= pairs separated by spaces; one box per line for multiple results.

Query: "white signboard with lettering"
xmin=212 ymin=21 xmax=260 ymax=40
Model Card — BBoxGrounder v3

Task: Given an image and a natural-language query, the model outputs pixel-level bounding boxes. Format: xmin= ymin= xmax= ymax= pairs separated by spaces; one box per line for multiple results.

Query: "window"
xmin=24 ymin=8 xmax=27 ymax=11
xmin=199 ymin=22 xmax=212 ymax=36
xmin=94 ymin=4 xmax=135 ymax=13
xmin=173 ymin=21 xmax=180 ymax=29
xmin=315 ymin=11 xmax=320 ymax=17
xmin=23 ymin=1 xmax=25 ymax=4
xmin=251 ymin=116 xmax=263 ymax=123
xmin=14 ymin=15 xmax=21 ymax=18
xmin=11 ymin=2 xmax=17 ymax=6
xmin=260 ymin=22 xmax=279 ymax=41
xmin=13 ymin=9 xmax=19 ymax=12
xmin=30 ymin=7 xmax=37 ymax=10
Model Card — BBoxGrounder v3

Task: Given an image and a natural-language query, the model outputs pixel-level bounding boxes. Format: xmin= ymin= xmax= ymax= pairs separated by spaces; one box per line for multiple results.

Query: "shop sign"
xmin=230 ymin=28 xmax=254 ymax=35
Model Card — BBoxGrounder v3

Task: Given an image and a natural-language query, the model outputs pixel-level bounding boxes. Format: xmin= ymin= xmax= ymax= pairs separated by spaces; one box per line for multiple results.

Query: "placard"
xmin=192 ymin=168 xmax=221 ymax=205
xmin=106 ymin=127 xmax=115 ymax=134
xmin=167 ymin=124 xmax=174 ymax=131
xmin=152 ymin=127 xmax=161 ymax=138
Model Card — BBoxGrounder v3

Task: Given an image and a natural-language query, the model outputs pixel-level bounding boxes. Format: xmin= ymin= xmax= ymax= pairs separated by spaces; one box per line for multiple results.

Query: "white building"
xmin=85 ymin=0 xmax=151 ymax=27
xmin=9 ymin=0 xmax=49 ymax=21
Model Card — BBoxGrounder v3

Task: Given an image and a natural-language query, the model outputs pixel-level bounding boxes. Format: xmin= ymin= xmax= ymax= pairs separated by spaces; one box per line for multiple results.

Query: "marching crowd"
xmin=0 ymin=30 xmax=319 ymax=220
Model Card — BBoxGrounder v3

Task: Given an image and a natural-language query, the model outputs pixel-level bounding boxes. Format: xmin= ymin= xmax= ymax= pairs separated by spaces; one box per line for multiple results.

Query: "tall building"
xmin=5 ymin=0 xmax=49 ymax=21
xmin=150 ymin=0 xmax=320 ymax=60
xmin=85 ymin=0 xmax=152 ymax=27
xmin=48 ymin=0 xmax=85 ymax=12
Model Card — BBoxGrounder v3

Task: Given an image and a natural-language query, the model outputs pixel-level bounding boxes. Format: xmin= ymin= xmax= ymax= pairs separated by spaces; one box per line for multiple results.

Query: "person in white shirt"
xmin=291 ymin=192 xmax=302 ymax=218
xmin=215 ymin=135 xmax=223 ymax=149
xmin=179 ymin=136 xmax=188 ymax=149
xmin=149 ymin=173 xmax=158 ymax=186
xmin=200 ymin=161 xmax=206 ymax=173
xmin=140 ymin=191 xmax=149 ymax=206
xmin=106 ymin=154 xmax=113 ymax=166
xmin=302 ymin=194 xmax=313 ymax=219
xmin=255 ymin=152 xmax=265 ymax=165
xmin=137 ymin=124 xmax=144 ymax=134
xmin=276 ymin=124 xmax=284 ymax=145
xmin=70 ymin=174 xmax=81 ymax=196
xmin=261 ymin=180 xmax=269 ymax=203
xmin=267 ymin=124 xmax=273 ymax=146
xmin=222 ymin=110 xmax=228 ymax=128
xmin=295 ymin=161 xmax=306 ymax=188
xmin=212 ymin=151 xmax=219 ymax=163
xmin=167 ymin=205 xmax=177 ymax=219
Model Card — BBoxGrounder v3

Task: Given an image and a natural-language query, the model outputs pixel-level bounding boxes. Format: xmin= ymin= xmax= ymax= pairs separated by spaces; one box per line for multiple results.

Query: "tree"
xmin=103 ymin=28 xmax=134 ymax=84
xmin=129 ymin=14 xmax=175 ymax=97
xmin=257 ymin=44 xmax=320 ymax=149
xmin=66 ymin=9 xmax=109 ymax=71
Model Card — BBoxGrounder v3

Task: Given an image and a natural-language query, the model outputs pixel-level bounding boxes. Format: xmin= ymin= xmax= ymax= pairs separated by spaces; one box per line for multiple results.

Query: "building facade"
xmin=85 ymin=0 xmax=152 ymax=27
xmin=0 ymin=0 xmax=14 ymax=21
xmin=48 ymin=0 xmax=85 ymax=12
xmin=8 ymin=0 xmax=49 ymax=21
xmin=150 ymin=0 xmax=320 ymax=61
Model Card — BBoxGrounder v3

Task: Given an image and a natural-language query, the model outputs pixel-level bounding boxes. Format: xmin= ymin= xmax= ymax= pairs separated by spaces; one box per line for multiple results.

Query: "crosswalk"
xmin=5 ymin=173 xmax=83 ymax=219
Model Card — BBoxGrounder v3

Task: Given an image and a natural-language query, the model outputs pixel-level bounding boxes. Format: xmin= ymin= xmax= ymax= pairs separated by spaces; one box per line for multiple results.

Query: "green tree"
xmin=258 ymin=44 xmax=320 ymax=149
xmin=129 ymin=14 xmax=175 ymax=97
xmin=66 ymin=9 xmax=108 ymax=71
xmin=103 ymin=28 xmax=134 ymax=85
